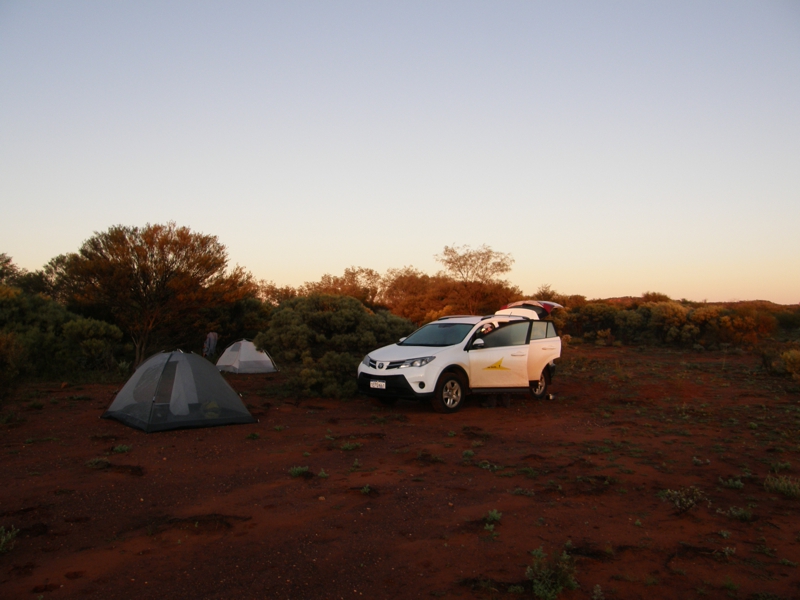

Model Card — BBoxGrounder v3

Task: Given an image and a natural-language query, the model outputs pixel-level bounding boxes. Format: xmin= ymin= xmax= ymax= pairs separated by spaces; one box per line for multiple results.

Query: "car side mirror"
xmin=471 ymin=338 xmax=485 ymax=349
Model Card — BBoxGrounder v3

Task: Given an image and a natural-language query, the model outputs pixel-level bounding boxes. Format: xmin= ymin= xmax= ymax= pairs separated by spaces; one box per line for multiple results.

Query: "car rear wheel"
xmin=530 ymin=372 xmax=548 ymax=399
xmin=432 ymin=372 xmax=466 ymax=413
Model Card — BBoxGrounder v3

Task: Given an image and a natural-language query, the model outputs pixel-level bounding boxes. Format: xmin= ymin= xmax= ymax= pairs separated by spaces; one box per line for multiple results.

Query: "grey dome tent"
xmin=102 ymin=351 xmax=256 ymax=432
xmin=216 ymin=340 xmax=277 ymax=374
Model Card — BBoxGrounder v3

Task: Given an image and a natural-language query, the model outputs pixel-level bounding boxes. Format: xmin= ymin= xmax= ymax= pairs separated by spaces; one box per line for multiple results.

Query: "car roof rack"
xmin=436 ymin=315 xmax=476 ymax=321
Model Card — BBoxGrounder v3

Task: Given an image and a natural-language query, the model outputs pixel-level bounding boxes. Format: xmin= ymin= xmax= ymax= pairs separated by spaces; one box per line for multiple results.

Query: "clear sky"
xmin=1 ymin=1 xmax=798 ymax=304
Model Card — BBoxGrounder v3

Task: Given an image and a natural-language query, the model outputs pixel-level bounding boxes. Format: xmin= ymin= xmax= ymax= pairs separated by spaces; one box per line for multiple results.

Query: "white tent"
xmin=216 ymin=340 xmax=277 ymax=374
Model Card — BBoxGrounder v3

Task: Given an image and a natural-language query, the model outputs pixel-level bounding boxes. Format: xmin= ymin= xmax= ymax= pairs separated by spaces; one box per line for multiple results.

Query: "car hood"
xmin=366 ymin=344 xmax=454 ymax=362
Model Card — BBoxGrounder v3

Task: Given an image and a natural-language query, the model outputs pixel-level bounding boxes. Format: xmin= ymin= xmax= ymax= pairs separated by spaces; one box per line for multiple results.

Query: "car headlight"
xmin=398 ymin=356 xmax=435 ymax=369
xmin=361 ymin=355 xmax=371 ymax=367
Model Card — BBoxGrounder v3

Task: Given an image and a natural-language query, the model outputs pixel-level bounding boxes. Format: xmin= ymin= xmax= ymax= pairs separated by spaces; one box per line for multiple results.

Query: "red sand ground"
xmin=1 ymin=345 xmax=799 ymax=600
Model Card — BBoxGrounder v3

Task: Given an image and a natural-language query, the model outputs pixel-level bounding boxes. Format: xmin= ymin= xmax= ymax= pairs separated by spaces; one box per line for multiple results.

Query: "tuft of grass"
xmin=360 ymin=484 xmax=371 ymax=495
xmin=718 ymin=476 xmax=744 ymax=490
xmin=288 ymin=466 xmax=309 ymax=477
xmin=340 ymin=442 xmax=362 ymax=451
xmin=763 ymin=475 xmax=800 ymax=498
xmin=717 ymin=506 xmax=754 ymax=522
xmin=462 ymin=449 xmax=475 ymax=459
xmin=273 ymin=425 xmax=286 ymax=431
xmin=317 ymin=469 xmax=329 ymax=478
xmin=525 ymin=547 xmax=578 ymax=600
xmin=485 ymin=509 xmax=502 ymax=523
xmin=770 ymin=461 xmax=791 ymax=473
xmin=0 ymin=526 xmax=19 ymax=554
xmin=245 ymin=433 xmax=260 ymax=440
xmin=660 ymin=486 xmax=710 ymax=514
xmin=85 ymin=457 xmax=110 ymax=469
xmin=112 ymin=445 xmax=132 ymax=453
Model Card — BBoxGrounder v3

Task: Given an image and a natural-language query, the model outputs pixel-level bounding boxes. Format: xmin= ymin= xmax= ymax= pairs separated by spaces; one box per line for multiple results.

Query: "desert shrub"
xmin=254 ymin=294 xmax=414 ymax=398
xmin=0 ymin=285 xmax=124 ymax=379
xmin=0 ymin=525 xmax=18 ymax=554
xmin=764 ymin=475 xmax=800 ymax=499
xmin=781 ymin=350 xmax=800 ymax=382
xmin=525 ymin=547 xmax=578 ymax=600
xmin=660 ymin=486 xmax=710 ymax=514
xmin=0 ymin=330 xmax=25 ymax=398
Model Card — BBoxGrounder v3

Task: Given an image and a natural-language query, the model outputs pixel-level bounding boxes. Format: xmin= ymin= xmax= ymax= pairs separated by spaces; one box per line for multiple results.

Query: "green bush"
xmin=254 ymin=294 xmax=413 ymax=398
xmin=525 ymin=547 xmax=578 ymax=600
xmin=0 ymin=285 xmax=124 ymax=380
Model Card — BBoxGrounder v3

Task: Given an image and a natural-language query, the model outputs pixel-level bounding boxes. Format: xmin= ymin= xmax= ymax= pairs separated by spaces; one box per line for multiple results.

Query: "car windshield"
xmin=399 ymin=322 xmax=474 ymax=347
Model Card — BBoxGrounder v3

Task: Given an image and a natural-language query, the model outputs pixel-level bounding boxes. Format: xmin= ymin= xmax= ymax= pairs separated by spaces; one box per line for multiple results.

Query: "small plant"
xmin=361 ymin=484 xmax=371 ymax=495
xmin=717 ymin=506 xmax=754 ymax=521
xmin=349 ymin=459 xmax=361 ymax=472
xmin=245 ymin=433 xmax=260 ymax=440
xmin=112 ymin=444 xmax=132 ymax=453
xmin=661 ymin=486 xmax=710 ymax=514
xmin=85 ymin=457 xmax=110 ymax=469
xmin=763 ymin=475 xmax=800 ymax=498
xmin=525 ymin=547 xmax=578 ymax=600
xmin=511 ymin=487 xmax=535 ymax=497
xmin=508 ymin=585 xmax=524 ymax=594
xmin=317 ymin=469 xmax=329 ymax=478
xmin=27 ymin=401 xmax=44 ymax=410
xmin=288 ymin=466 xmax=309 ymax=477
xmin=447 ymin=431 xmax=456 ymax=437
xmin=274 ymin=425 xmax=286 ymax=431
xmin=692 ymin=456 xmax=709 ymax=466
xmin=718 ymin=476 xmax=744 ymax=489
xmin=721 ymin=576 xmax=739 ymax=591
xmin=719 ymin=546 xmax=736 ymax=559
xmin=718 ymin=530 xmax=731 ymax=539
xmin=485 ymin=509 xmax=502 ymax=523
xmin=591 ymin=585 xmax=605 ymax=600
xmin=634 ymin=519 xmax=642 ymax=527
xmin=462 ymin=450 xmax=475 ymax=459
xmin=0 ymin=525 xmax=18 ymax=554
xmin=779 ymin=558 xmax=798 ymax=567
xmin=340 ymin=442 xmax=362 ymax=451
xmin=770 ymin=461 xmax=791 ymax=473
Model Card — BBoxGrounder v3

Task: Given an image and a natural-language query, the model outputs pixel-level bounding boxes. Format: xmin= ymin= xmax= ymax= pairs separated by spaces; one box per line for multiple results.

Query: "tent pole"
xmin=146 ymin=352 xmax=172 ymax=433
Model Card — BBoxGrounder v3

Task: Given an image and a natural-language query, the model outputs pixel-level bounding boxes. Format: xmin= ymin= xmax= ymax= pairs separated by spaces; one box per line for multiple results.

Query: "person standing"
xmin=203 ymin=331 xmax=219 ymax=358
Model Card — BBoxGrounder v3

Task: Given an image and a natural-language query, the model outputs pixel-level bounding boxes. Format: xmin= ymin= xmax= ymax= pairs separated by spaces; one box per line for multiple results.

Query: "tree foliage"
xmin=61 ymin=223 xmax=257 ymax=365
xmin=435 ymin=244 xmax=514 ymax=283
xmin=254 ymin=294 xmax=413 ymax=398
xmin=0 ymin=284 xmax=123 ymax=394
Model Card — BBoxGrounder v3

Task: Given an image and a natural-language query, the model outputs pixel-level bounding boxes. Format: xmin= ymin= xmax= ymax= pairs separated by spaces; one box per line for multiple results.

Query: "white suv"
xmin=356 ymin=302 xmax=562 ymax=413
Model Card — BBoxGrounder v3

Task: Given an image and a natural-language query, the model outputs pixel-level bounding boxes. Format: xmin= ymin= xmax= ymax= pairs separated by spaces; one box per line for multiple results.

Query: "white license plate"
xmin=370 ymin=380 xmax=386 ymax=389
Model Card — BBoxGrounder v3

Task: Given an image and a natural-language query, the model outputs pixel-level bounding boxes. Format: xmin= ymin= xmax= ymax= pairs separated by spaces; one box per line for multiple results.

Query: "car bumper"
xmin=357 ymin=372 xmax=433 ymax=399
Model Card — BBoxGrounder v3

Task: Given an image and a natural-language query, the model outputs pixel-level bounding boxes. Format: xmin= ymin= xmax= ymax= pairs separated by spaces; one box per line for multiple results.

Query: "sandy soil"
xmin=1 ymin=345 xmax=799 ymax=600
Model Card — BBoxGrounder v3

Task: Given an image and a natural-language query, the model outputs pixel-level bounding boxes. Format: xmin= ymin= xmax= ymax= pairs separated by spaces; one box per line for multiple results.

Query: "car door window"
xmin=530 ymin=321 xmax=547 ymax=341
xmin=481 ymin=322 xmax=530 ymax=348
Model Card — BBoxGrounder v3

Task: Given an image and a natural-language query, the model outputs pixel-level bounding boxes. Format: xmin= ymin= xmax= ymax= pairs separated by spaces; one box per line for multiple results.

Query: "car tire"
xmin=530 ymin=372 xmax=548 ymax=399
xmin=431 ymin=372 xmax=466 ymax=414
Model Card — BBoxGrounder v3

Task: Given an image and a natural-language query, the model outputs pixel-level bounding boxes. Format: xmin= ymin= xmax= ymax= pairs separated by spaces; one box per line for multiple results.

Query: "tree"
xmin=63 ymin=223 xmax=258 ymax=365
xmin=300 ymin=267 xmax=383 ymax=308
xmin=433 ymin=245 xmax=519 ymax=315
xmin=0 ymin=254 xmax=22 ymax=286
xmin=435 ymin=245 xmax=514 ymax=283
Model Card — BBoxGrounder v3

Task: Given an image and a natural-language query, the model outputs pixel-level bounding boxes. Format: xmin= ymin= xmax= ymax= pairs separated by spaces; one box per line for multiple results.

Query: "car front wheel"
xmin=432 ymin=372 xmax=466 ymax=413
xmin=530 ymin=372 xmax=548 ymax=399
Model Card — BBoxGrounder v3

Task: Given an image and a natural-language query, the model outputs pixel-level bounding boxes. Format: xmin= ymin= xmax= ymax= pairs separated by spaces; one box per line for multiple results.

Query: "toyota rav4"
xmin=356 ymin=301 xmax=562 ymax=413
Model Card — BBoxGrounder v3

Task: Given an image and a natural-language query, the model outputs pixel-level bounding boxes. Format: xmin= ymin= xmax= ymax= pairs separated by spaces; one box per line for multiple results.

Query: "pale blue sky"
xmin=1 ymin=1 xmax=798 ymax=303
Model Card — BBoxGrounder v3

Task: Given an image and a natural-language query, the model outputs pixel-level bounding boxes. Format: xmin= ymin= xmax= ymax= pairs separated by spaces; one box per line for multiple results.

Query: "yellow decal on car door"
xmin=484 ymin=358 xmax=510 ymax=371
